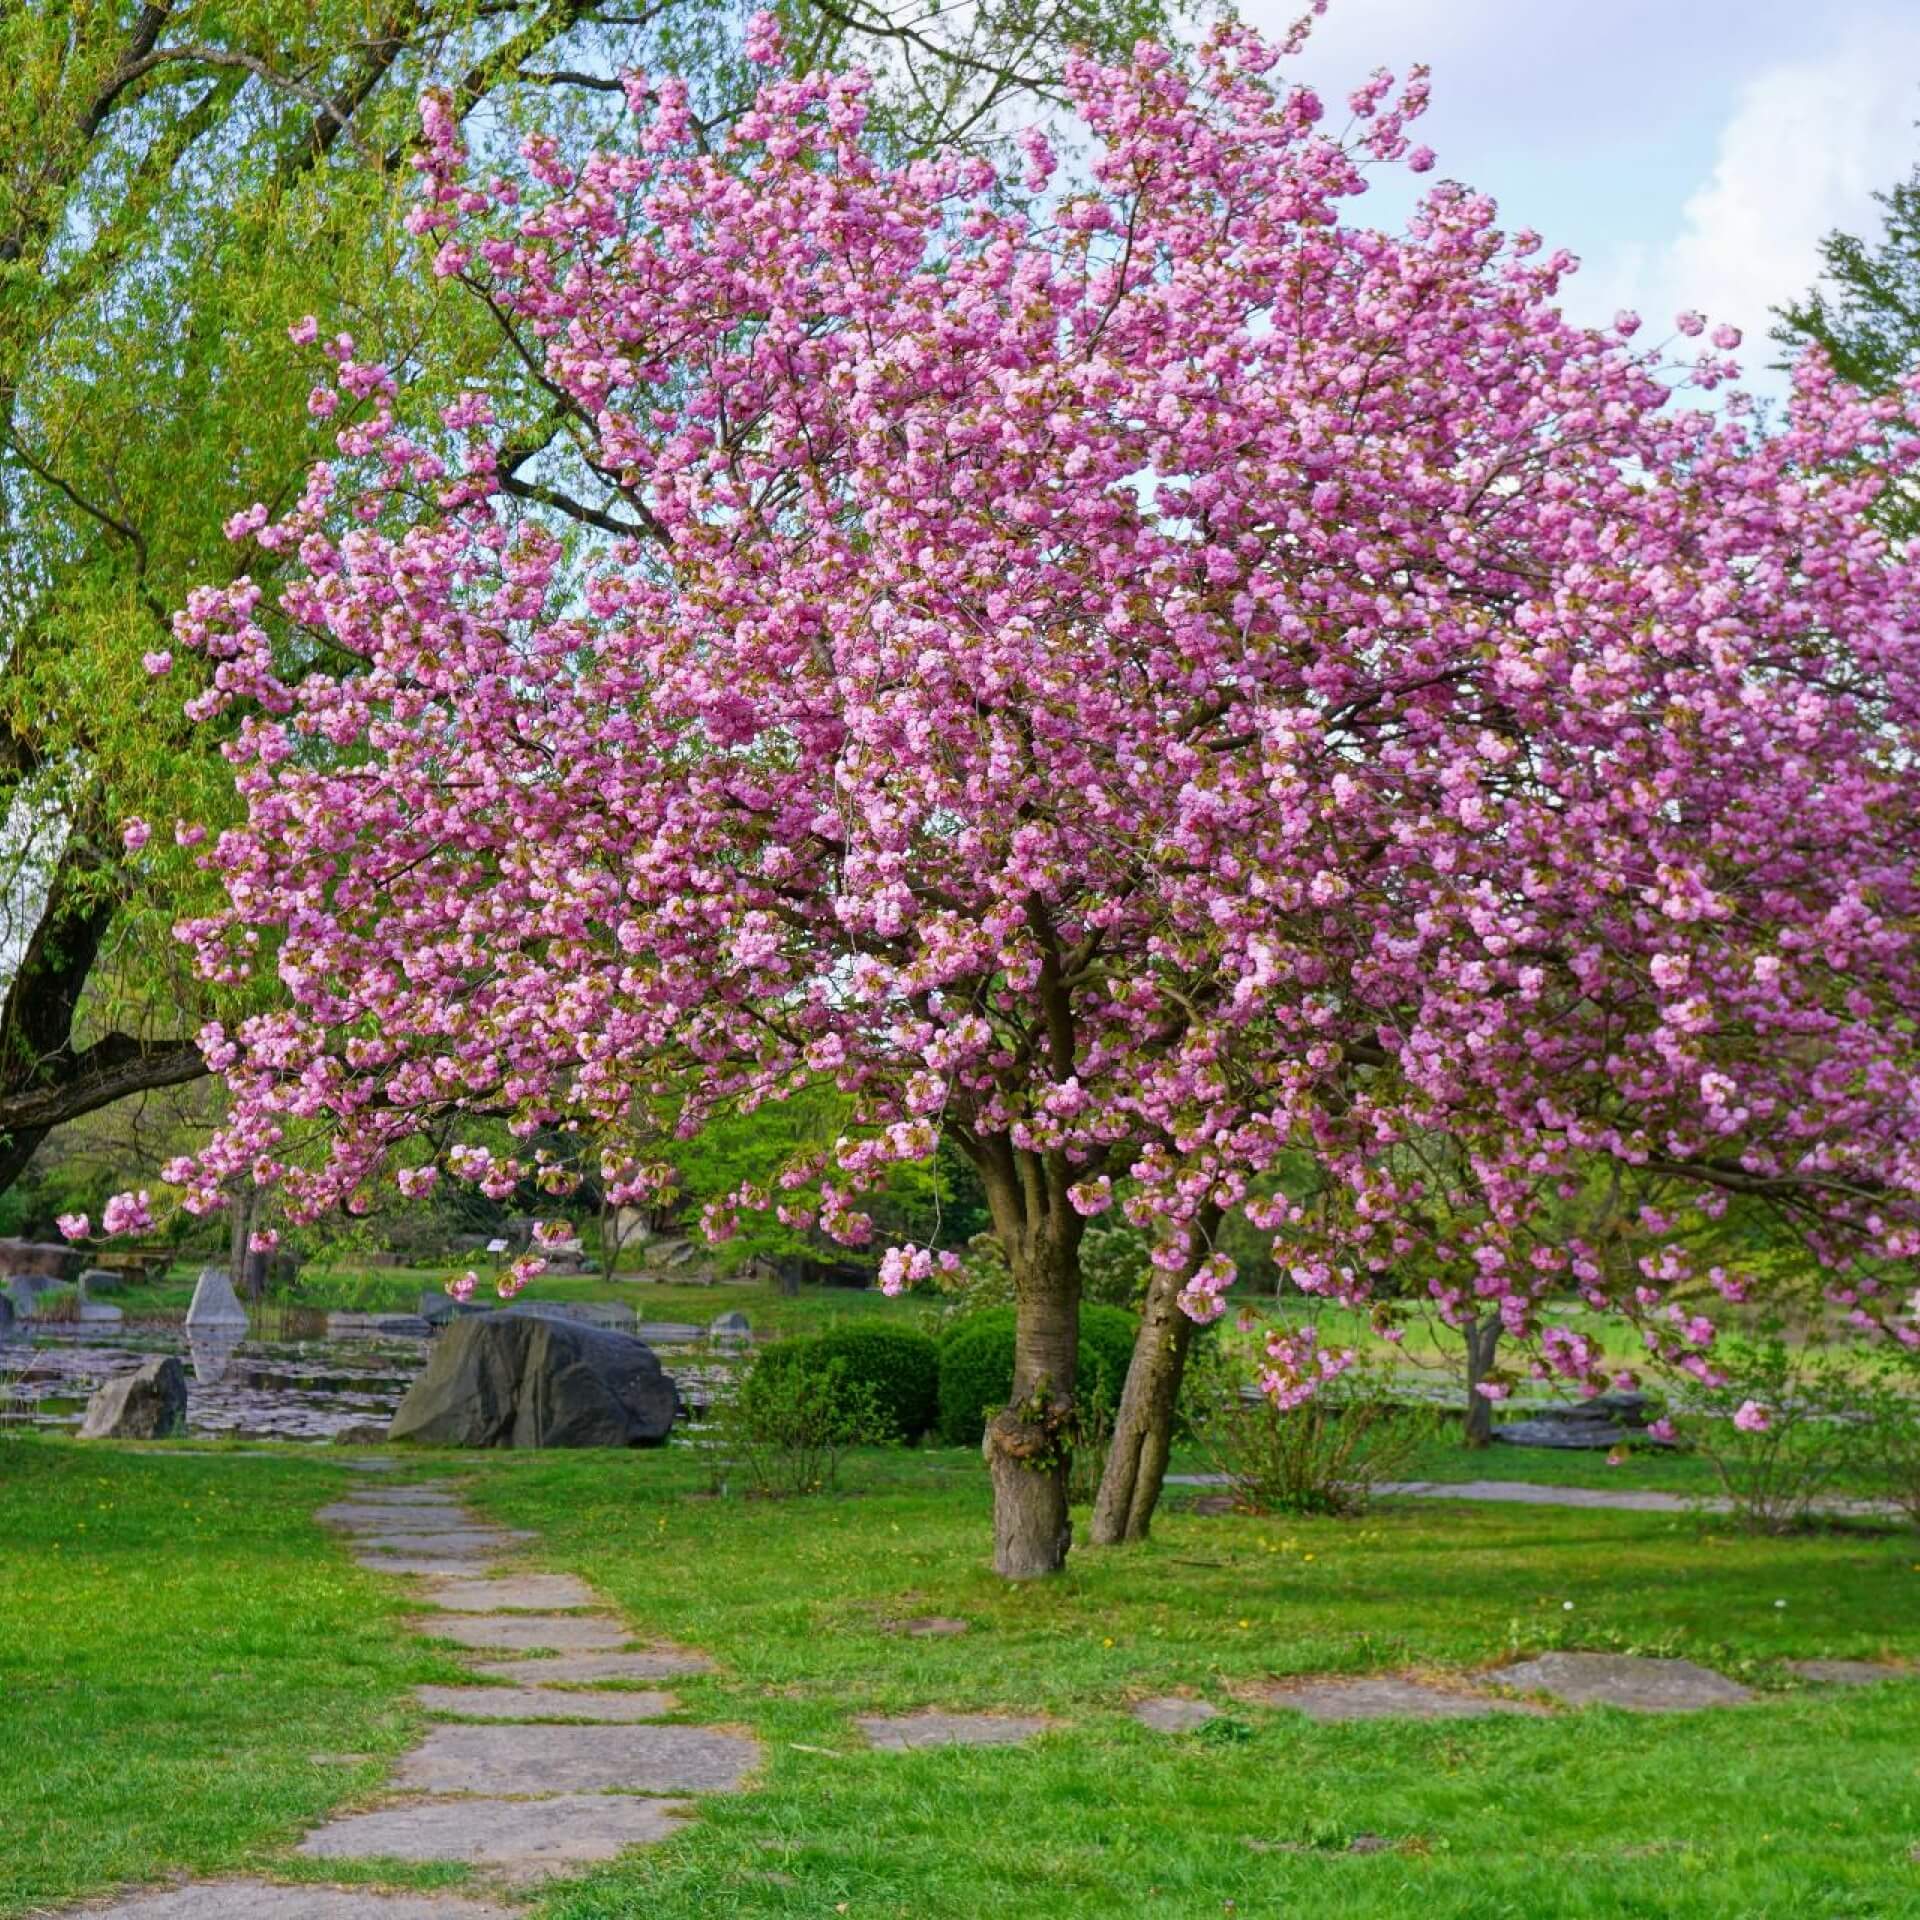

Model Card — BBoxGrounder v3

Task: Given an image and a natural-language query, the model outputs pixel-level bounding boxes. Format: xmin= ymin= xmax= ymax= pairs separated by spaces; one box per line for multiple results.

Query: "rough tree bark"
xmin=970 ymin=1132 xmax=1087 ymax=1578
xmin=1462 ymin=1313 xmax=1501 ymax=1448
xmin=1089 ymin=1206 xmax=1221 ymax=1546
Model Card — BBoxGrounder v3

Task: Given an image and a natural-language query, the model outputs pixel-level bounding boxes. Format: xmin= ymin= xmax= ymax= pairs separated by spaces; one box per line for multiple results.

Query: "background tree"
xmin=0 ymin=0 xmax=1179 ymax=1204
xmin=152 ymin=22 xmax=1920 ymax=1580
xmin=1774 ymin=150 xmax=1920 ymax=537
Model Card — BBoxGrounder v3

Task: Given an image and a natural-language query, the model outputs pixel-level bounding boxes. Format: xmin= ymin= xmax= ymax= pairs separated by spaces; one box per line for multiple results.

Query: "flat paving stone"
xmin=420 ymin=1574 xmax=600 ymax=1613
xmin=349 ymin=1486 xmax=464 ymax=1506
xmin=409 ymin=1613 xmax=634 ymax=1653
xmin=76 ymin=1884 xmax=513 ymax=1919
xmin=470 ymin=1649 xmax=716 ymax=1683
xmin=1497 ymin=1652 xmax=1752 ymax=1711
xmin=1133 ymin=1696 xmax=1220 ymax=1733
xmin=888 ymin=1616 xmax=971 ymax=1638
xmin=299 ymin=1793 xmax=688 ymax=1886
xmin=318 ymin=1505 xmax=488 ymax=1532
xmin=1251 ymin=1674 xmax=1544 ymax=1723
xmin=356 ymin=1531 xmax=530 ymax=1557
xmin=416 ymin=1684 xmax=677 ymax=1721
xmin=392 ymin=1722 xmax=758 ymax=1793
xmin=1785 ymin=1659 xmax=1909 ymax=1687
xmin=356 ymin=1554 xmax=504 ymax=1579
xmin=857 ymin=1711 xmax=1053 ymax=1751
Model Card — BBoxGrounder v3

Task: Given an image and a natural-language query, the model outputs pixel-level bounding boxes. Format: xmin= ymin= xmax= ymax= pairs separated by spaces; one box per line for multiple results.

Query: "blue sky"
xmin=1240 ymin=0 xmax=1920 ymax=382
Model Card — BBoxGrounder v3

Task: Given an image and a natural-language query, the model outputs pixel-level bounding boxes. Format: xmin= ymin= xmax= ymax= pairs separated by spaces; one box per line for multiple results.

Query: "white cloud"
xmin=1618 ymin=21 xmax=1920 ymax=342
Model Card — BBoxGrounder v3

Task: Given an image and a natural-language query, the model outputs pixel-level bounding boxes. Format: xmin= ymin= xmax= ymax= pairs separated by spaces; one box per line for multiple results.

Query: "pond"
xmin=0 ymin=1321 xmax=738 ymax=1442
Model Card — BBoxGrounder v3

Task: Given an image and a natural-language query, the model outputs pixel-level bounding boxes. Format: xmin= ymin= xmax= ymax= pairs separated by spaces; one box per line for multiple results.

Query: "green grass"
xmin=126 ymin=1262 xmax=931 ymax=1339
xmin=461 ymin=1444 xmax=1920 ymax=1919
xmin=0 ymin=1439 xmax=465 ymax=1914
xmin=4 ymin=1433 xmax=1917 ymax=1918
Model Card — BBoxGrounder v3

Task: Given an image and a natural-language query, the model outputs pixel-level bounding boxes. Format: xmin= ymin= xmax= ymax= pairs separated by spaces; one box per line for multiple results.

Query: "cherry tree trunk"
xmin=1089 ymin=1258 xmax=1194 ymax=1545
xmin=1463 ymin=1314 xmax=1501 ymax=1448
xmin=984 ymin=1250 xmax=1080 ymax=1578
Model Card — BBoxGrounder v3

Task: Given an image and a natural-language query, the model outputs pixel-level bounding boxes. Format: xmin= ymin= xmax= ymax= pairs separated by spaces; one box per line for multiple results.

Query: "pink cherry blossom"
xmin=121 ymin=818 xmax=150 ymax=853
xmin=157 ymin=23 xmax=1920 ymax=1412
xmin=142 ymin=650 xmax=173 ymax=676
xmin=100 ymin=1190 xmax=154 ymax=1237
xmin=55 ymin=1212 xmax=90 ymax=1243
xmin=1732 ymin=1399 xmax=1772 ymax=1434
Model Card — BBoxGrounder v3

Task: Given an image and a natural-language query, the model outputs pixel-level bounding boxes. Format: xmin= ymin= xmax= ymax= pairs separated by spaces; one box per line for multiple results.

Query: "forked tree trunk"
xmin=1463 ymin=1313 xmax=1501 ymax=1448
xmin=1089 ymin=1208 xmax=1220 ymax=1546
xmin=984 ymin=1247 xmax=1081 ymax=1578
xmin=1089 ymin=1260 xmax=1191 ymax=1544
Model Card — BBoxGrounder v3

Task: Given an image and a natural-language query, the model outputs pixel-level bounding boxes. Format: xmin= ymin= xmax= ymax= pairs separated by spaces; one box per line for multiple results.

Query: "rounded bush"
xmin=753 ymin=1323 xmax=941 ymax=1443
xmin=936 ymin=1303 xmax=1139 ymax=1447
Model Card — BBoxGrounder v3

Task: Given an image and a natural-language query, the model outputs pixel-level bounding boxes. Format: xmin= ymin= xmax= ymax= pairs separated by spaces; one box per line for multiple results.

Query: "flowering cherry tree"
xmin=151 ymin=16 xmax=1920 ymax=1574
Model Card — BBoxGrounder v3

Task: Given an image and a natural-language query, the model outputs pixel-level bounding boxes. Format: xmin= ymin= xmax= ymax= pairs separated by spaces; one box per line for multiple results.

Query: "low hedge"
xmin=752 ymin=1324 xmax=942 ymax=1443
xmin=935 ymin=1303 xmax=1139 ymax=1447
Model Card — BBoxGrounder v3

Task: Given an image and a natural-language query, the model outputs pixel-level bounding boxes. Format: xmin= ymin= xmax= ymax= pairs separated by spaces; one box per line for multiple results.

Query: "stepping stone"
xmin=1785 ymin=1659 xmax=1908 ymax=1687
xmin=78 ymin=1886 xmax=513 ymax=1919
xmin=318 ymin=1505 xmax=486 ymax=1532
xmin=356 ymin=1531 xmax=530 ymax=1557
xmin=1497 ymin=1653 xmax=1752 ymax=1712
xmin=857 ymin=1711 xmax=1053 ymax=1750
xmin=392 ymin=1722 xmax=758 ymax=1793
xmin=409 ymin=1613 xmax=634 ymax=1653
xmin=349 ymin=1486 xmax=464 ymax=1506
xmin=338 ymin=1459 xmax=401 ymax=1472
xmin=1251 ymin=1674 xmax=1543 ymax=1723
xmin=420 ymin=1574 xmax=600 ymax=1613
xmin=299 ymin=1793 xmax=688 ymax=1886
xmin=888 ymin=1616 xmax=970 ymax=1638
xmin=356 ymin=1554 xmax=502 ymax=1579
xmin=470 ymin=1648 xmax=716 ymax=1683
xmin=415 ymin=1684 xmax=677 ymax=1721
xmin=1133 ymin=1696 xmax=1220 ymax=1733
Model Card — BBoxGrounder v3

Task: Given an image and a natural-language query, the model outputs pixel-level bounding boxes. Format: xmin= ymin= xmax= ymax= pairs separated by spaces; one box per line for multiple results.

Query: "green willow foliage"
xmin=0 ymin=0 xmax=1185 ymax=1195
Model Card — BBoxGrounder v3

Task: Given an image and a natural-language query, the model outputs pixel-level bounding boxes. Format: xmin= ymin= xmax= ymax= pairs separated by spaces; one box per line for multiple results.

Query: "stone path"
xmin=1166 ymin=1472 xmax=1901 ymax=1518
xmin=296 ymin=1472 xmax=758 ymax=1887
xmin=78 ymin=1461 xmax=754 ymax=1913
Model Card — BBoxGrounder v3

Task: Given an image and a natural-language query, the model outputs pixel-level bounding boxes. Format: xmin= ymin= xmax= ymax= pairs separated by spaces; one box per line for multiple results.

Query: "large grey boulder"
xmin=79 ymin=1267 xmax=122 ymax=1297
xmin=79 ymin=1356 xmax=188 ymax=1440
xmin=0 ymin=1290 xmax=13 ymax=1338
xmin=388 ymin=1310 xmax=678 ymax=1448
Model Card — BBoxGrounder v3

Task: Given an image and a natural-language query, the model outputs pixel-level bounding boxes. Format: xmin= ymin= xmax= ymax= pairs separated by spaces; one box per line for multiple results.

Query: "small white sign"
xmin=485 ymin=1237 xmax=509 ymax=1254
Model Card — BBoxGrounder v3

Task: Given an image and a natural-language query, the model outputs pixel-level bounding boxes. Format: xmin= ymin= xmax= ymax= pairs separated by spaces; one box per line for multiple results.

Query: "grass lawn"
xmin=4 ymin=1432 xmax=1917 ymax=1918
xmin=126 ymin=1263 xmax=932 ymax=1340
xmin=0 ymin=1440 xmax=465 ymax=1914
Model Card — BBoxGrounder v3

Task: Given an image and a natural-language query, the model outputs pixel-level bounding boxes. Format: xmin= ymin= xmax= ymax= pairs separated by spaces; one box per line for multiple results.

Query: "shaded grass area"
xmin=0 ymin=1439 xmax=458 ymax=1915
xmin=459 ymin=1443 xmax=1920 ymax=1920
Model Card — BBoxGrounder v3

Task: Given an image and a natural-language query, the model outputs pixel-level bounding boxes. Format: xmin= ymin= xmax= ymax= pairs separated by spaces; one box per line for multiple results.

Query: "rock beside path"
xmin=78 ymin=1356 xmax=188 ymax=1440
xmin=388 ymin=1312 xmax=678 ymax=1448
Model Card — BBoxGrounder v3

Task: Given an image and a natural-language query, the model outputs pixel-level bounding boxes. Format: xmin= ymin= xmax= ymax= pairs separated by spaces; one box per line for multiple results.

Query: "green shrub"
xmin=754 ymin=1325 xmax=941 ymax=1443
xmin=1678 ymin=1332 xmax=1872 ymax=1534
xmin=709 ymin=1353 xmax=890 ymax=1496
xmin=935 ymin=1303 xmax=1139 ymax=1447
xmin=1184 ymin=1345 xmax=1437 ymax=1517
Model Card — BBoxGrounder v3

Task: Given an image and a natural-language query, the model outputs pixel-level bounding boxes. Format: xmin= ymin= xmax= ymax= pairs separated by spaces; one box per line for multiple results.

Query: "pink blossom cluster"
xmin=153 ymin=22 xmax=1920 ymax=1394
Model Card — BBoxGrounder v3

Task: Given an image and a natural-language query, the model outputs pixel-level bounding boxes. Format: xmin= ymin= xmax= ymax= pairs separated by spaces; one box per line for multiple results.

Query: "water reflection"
xmin=187 ymin=1325 xmax=244 ymax=1386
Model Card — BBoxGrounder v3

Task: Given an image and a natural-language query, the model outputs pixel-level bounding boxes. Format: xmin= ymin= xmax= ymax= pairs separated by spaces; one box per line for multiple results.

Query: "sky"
xmin=1239 ymin=0 xmax=1920 ymax=384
